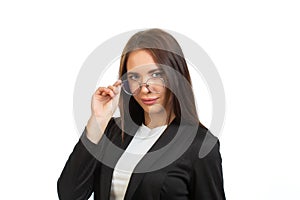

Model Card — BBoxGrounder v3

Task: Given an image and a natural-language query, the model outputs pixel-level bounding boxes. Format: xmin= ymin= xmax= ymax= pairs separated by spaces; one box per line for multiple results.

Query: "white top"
xmin=110 ymin=124 xmax=167 ymax=200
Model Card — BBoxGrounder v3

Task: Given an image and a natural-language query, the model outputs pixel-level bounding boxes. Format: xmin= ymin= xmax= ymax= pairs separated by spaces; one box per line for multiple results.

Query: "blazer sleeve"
xmin=190 ymin=140 xmax=226 ymax=200
xmin=57 ymin=128 xmax=100 ymax=200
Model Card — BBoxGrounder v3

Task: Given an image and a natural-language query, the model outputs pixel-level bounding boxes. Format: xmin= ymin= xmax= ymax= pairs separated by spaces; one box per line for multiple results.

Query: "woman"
xmin=58 ymin=29 xmax=226 ymax=200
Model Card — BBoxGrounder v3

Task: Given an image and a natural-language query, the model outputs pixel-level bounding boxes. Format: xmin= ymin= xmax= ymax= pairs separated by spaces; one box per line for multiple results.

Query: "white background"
xmin=0 ymin=0 xmax=299 ymax=199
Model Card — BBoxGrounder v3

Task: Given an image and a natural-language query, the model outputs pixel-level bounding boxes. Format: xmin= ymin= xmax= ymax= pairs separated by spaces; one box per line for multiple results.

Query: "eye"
xmin=151 ymin=71 xmax=163 ymax=78
xmin=128 ymin=74 xmax=140 ymax=80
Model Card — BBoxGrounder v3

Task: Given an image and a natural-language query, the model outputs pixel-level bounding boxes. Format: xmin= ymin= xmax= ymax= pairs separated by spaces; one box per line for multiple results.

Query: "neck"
xmin=144 ymin=111 xmax=175 ymax=129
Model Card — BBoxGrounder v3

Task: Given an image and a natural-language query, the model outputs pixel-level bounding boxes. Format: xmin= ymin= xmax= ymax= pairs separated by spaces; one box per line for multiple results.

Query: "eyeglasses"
xmin=122 ymin=77 xmax=165 ymax=95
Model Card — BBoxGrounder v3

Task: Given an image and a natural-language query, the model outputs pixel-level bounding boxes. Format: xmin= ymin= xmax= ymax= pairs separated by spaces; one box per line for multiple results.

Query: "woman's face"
xmin=126 ymin=50 xmax=172 ymax=116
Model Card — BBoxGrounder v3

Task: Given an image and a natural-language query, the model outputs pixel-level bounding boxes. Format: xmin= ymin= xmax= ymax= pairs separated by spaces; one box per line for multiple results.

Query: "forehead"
xmin=126 ymin=50 xmax=159 ymax=73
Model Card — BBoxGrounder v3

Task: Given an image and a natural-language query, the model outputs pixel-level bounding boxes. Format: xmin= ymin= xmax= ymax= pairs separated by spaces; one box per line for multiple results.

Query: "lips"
xmin=141 ymin=97 xmax=159 ymax=105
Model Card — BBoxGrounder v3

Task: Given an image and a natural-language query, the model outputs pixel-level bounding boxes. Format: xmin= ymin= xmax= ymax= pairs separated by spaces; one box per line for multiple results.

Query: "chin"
xmin=142 ymin=104 xmax=167 ymax=115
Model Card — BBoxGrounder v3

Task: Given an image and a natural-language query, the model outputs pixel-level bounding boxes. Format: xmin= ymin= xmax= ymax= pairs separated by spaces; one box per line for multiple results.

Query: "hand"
xmin=86 ymin=80 xmax=122 ymax=144
xmin=91 ymin=80 xmax=122 ymax=119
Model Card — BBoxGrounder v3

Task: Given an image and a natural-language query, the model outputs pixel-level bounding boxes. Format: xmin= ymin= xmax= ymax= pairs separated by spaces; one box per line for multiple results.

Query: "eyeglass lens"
xmin=122 ymin=78 xmax=164 ymax=95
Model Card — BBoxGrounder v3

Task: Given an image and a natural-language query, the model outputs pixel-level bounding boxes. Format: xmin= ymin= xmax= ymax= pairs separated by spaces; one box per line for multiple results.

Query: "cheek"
xmin=133 ymin=96 xmax=142 ymax=104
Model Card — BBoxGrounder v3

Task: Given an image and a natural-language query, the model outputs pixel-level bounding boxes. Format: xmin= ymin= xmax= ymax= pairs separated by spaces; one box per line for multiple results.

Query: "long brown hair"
xmin=118 ymin=29 xmax=204 ymax=139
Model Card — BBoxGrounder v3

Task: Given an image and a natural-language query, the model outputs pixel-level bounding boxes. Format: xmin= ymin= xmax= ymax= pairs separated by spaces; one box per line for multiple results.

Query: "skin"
xmin=126 ymin=50 xmax=175 ymax=128
xmin=86 ymin=50 xmax=175 ymax=144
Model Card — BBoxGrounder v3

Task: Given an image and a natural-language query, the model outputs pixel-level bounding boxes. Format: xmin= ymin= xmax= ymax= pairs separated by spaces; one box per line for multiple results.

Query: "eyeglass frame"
xmin=121 ymin=77 xmax=166 ymax=95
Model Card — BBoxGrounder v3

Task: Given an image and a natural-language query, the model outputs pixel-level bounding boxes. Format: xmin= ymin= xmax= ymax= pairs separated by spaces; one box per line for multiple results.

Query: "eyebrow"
xmin=127 ymin=69 xmax=163 ymax=75
xmin=147 ymin=69 xmax=163 ymax=74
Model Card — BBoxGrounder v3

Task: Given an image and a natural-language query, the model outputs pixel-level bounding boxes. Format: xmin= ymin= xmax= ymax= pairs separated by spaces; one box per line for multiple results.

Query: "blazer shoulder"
xmin=193 ymin=125 xmax=221 ymax=160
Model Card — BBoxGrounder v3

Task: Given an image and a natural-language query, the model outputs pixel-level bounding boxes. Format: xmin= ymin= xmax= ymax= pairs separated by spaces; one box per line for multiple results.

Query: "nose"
xmin=139 ymin=83 xmax=150 ymax=94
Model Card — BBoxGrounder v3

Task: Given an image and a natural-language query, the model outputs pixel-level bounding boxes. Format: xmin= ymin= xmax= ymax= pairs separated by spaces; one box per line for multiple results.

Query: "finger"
xmin=96 ymin=87 xmax=115 ymax=98
xmin=102 ymin=88 xmax=115 ymax=97
xmin=114 ymin=80 xmax=122 ymax=94
xmin=95 ymin=87 xmax=107 ymax=95
xmin=113 ymin=79 xmax=122 ymax=87
xmin=107 ymin=85 xmax=120 ymax=94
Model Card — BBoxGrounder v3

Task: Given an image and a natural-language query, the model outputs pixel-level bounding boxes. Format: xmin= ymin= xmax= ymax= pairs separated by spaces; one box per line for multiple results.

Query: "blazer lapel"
xmin=124 ymin=120 xmax=180 ymax=200
xmin=98 ymin=123 xmax=137 ymax=199
xmin=99 ymin=164 xmax=114 ymax=200
xmin=124 ymin=119 xmax=199 ymax=200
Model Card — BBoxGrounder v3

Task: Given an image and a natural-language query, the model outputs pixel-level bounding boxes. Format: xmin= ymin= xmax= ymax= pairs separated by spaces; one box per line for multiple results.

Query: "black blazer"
xmin=57 ymin=118 xmax=226 ymax=200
